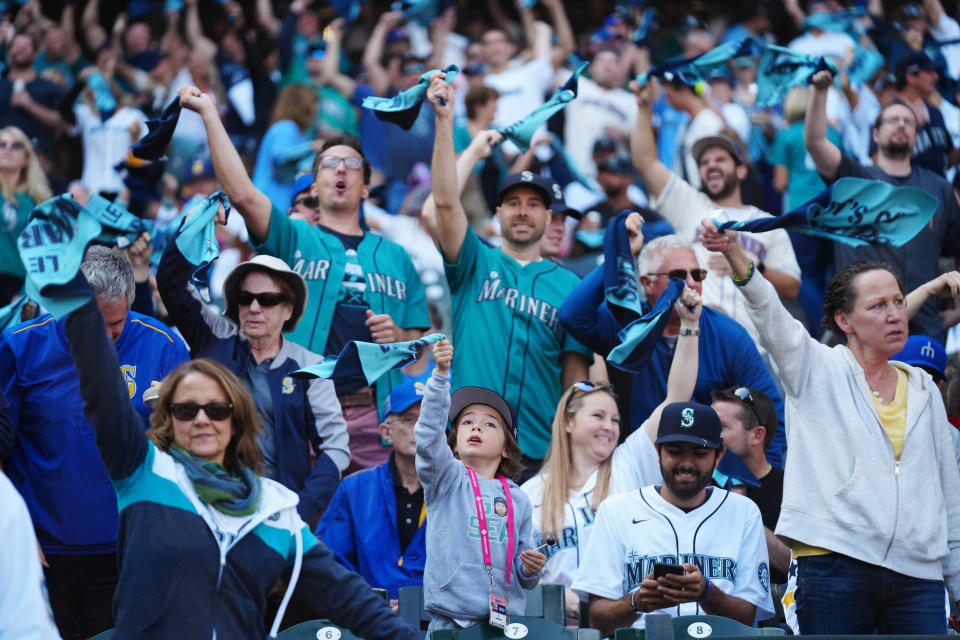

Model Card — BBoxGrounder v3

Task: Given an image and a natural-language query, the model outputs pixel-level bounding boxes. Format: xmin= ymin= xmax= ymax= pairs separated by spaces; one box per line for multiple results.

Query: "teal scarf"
xmin=169 ymin=445 xmax=261 ymax=517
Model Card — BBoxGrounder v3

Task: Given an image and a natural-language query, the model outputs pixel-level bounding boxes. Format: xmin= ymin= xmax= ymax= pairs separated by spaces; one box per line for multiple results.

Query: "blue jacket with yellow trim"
xmin=0 ymin=309 xmax=187 ymax=554
xmin=316 ymin=458 xmax=426 ymax=599
xmin=157 ymin=242 xmax=349 ymax=523
xmin=62 ymin=297 xmax=418 ymax=640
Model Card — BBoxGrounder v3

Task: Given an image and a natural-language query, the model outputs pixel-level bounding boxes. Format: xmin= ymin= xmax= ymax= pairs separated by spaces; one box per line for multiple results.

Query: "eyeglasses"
xmin=879 ymin=116 xmax=917 ymax=129
xmin=292 ymin=195 xmax=319 ymax=209
xmin=236 ymin=291 xmax=289 ymax=307
xmin=386 ymin=414 xmax=418 ymax=428
xmin=647 ymin=269 xmax=708 ymax=282
xmin=563 ymin=381 xmax=596 ymax=414
xmin=169 ymin=401 xmax=234 ymax=421
xmin=732 ymin=386 xmax=763 ymax=426
xmin=318 ymin=155 xmax=364 ymax=170
xmin=0 ymin=140 xmax=25 ymax=150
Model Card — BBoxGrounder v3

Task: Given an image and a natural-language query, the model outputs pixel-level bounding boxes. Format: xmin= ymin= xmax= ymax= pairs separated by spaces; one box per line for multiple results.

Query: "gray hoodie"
xmin=414 ymin=369 xmax=540 ymax=622
xmin=740 ymin=272 xmax=960 ymax=601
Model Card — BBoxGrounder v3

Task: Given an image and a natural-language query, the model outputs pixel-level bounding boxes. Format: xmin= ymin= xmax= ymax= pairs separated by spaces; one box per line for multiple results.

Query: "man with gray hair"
xmin=560 ymin=234 xmax=784 ymax=461
xmin=0 ymin=245 xmax=188 ymax=640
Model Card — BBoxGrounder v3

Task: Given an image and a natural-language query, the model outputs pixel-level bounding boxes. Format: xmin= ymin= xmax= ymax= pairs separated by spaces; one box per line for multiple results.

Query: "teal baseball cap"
xmin=656 ymin=401 xmax=723 ymax=449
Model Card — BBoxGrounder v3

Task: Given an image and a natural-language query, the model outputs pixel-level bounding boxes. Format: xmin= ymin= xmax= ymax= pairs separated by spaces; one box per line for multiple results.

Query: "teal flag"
xmin=846 ymin=46 xmax=884 ymax=86
xmin=0 ymin=293 xmax=32 ymax=333
xmin=293 ymin=333 xmax=445 ymax=384
xmin=361 ymin=66 xmax=458 ymax=130
xmin=755 ymin=44 xmax=835 ymax=108
xmin=635 ymin=39 xmax=756 ymax=88
xmin=87 ymin=71 xmax=117 ymax=114
xmin=803 ymin=7 xmax=867 ymax=33
xmin=84 ymin=195 xmax=153 ymax=246
xmin=175 ymin=191 xmax=230 ymax=287
xmin=498 ymin=61 xmax=589 ymax=152
xmin=714 ymin=177 xmax=939 ymax=247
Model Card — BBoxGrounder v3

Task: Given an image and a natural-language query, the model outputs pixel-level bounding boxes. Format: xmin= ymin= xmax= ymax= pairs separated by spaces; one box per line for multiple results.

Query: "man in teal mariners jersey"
xmin=425 ymin=74 xmax=592 ymax=475
xmin=0 ymin=246 xmax=188 ymax=640
xmin=178 ymin=85 xmax=430 ymax=472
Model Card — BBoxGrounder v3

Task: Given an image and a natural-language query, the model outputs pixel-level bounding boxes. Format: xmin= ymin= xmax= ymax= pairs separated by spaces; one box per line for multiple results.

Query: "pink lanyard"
xmin=467 ymin=467 xmax=515 ymax=587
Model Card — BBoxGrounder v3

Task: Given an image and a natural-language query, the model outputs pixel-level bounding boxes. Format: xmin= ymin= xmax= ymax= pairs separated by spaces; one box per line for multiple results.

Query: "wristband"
xmin=730 ymin=260 xmax=755 ymax=287
xmin=678 ymin=328 xmax=699 ymax=336
xmin=630 ymin=588 xmax=642 ymax=614
xmin=697 ymin=578 xmax=712 ymax=603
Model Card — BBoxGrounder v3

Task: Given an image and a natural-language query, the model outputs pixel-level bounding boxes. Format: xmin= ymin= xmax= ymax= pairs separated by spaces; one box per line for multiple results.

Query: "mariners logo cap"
xmin=497 ymin=172 xmax=557 ymax=208
xmin=655 ymin=401 xmax=723 ymax=449
xmin=891 ymin=334 xmax=946 ymax=381
xmin=381 ymin=378 xmax=426 ymax=422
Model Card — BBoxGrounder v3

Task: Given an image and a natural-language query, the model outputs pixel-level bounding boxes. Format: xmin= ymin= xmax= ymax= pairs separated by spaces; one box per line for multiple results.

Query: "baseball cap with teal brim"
xmin=381 ymin=378 xmax=426 ymax=422
xmin=656 ymin=401 xmax=723 ymax=449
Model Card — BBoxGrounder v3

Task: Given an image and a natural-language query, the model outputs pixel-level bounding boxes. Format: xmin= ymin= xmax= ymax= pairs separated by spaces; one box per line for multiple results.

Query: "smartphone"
xmin=653 ymin=562 xmax=684 ymax=579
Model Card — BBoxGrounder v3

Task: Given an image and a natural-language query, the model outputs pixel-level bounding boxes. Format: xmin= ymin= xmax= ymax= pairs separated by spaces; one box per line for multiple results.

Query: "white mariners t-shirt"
xmin=652 ymin=174 xmax=801 ymax=343
xmin=521 ymin=423 xmax=661 ymax=589
xmin=570 ymin=484 xmax=774 ymax=629
xmin=562 ymin=76 xmax=638 ymax=178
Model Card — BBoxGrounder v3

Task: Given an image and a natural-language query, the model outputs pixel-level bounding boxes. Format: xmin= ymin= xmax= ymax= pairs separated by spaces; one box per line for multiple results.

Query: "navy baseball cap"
xmin=449 ymin=386 xmax=518 ymax=442
xmin=656 ymin=401 xmax=723 ymax=449
xmin=892 ymin=335 xmax=947 ymax=380
xmin=597 ymin=153 xmax=634 ymax=175
xmin=896 ymin=51 xmax=937 ymax=84
xmin=381 ymin=378 xmax=426 ymax=422
xmin=498 ymin=172 xmax=555 ymax=207
xmin=550 ymin=184 xmax=581 ymax=219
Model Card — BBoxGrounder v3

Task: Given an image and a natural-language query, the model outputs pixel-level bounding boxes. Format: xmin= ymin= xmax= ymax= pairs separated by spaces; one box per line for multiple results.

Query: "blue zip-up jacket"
xmin=62 ymin=297 xmax=419 ymax=640
xmin=157 ymin=241 xmax=349 ymax=523
xmin=0 ymin=309 xmax=188 ymax=554
xmin=558 ymin=264 xmax=787 ymax=466
xmin=316 ymin=458 xmax=426 ymax=599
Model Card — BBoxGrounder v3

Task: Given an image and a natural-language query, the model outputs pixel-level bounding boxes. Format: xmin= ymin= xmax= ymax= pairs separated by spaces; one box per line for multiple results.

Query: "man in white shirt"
xmin=661 ymin=74 xmax=725 ymax=189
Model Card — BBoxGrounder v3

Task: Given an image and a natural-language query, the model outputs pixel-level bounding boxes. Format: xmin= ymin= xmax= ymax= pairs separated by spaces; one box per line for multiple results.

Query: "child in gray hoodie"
xmin=415 ymin=339 xmax=545 ymax=632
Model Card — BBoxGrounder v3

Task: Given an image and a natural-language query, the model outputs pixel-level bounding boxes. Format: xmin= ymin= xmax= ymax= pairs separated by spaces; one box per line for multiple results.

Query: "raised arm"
xmin=642 ymin=286 xmax=702 ymax=443
xmin=184 ymin=0 xmax=218 ymax=60
xmin=177 ymin=85 xmax=273 ymax=241
xmin=630 ymin=81 xmax=674 ymax=200
xmin=320 ymin=18 xmax=358 ymax=100
xmin=362 ymin=11 xmax=404 ymax=97
xmin=80 ymin=0 xmax=108 ymax=53
xmin=905 ymin=271 xmax=960 ymax=320
xmin=413 ymin=340 xmax=458 ymax=500
xmin=804 ymin=70 xmax=843 ymax=182
xmin=424 ymin=75 xmax=468 ymax=262
xmin=541 ymin=0 xmax=575 ymax=67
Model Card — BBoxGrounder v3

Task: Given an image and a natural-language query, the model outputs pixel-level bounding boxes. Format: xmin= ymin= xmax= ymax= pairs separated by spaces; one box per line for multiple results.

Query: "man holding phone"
xmin=571 ymin=402 xmax=773 ymax=636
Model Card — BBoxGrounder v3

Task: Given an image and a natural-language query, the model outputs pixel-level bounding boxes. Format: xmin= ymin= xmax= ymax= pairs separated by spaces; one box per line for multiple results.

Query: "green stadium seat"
xmin=614 ymin=614 xmax=787 ymax=639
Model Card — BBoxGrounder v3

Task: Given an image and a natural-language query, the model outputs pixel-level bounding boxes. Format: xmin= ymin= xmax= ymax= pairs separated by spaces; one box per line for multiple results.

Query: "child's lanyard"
xmin=466 ymin=467 xmax=515 ymax=590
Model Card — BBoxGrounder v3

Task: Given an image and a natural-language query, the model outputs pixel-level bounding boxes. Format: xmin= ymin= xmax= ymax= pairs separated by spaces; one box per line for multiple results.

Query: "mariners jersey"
xmin=445 ymin=227 xmax=592 ymax=458
xmin=571 ymin=484 xmax=774 ymax=628
xmin=521 ymin=422 xmax=662 ymax=588
xmin=0 ymin=311 xmax=188 ymax=553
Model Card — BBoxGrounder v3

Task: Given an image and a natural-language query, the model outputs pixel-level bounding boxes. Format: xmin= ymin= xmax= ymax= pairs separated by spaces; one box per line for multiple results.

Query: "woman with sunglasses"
xmin=157 ymin=216 xmax=349 ymax=527
xmin=521 ymin=284 xmax=703 ymax=623
xmin=58 ymin=281 xmax=418 ymax=639
xmin=0 ymin=126 xmax=51 ymax=303
xmin=699 ymin=219 xmax=960 ymax=634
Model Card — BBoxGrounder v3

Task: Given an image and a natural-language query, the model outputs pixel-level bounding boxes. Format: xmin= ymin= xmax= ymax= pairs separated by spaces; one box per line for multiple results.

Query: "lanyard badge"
xmin=467 ymin=468 xmax=515 ymax=629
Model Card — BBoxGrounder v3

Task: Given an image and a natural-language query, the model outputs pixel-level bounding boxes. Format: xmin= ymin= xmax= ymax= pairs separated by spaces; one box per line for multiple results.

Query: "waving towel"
xmin=361 ymin=66 xmax=458 ymax=130
xmin=713 ymin=177 xmax=939 ymax=248
xmin=498 ymin=61 xmax=589 ymax=152
xmin=293 ymin=333 xmax=445 ymax=383
xmin=635 ymin=39 xmax=757 ymax=88
xmin=174 ymin=191 xmax=230 ymax=287
xmin=131 ymin=97 xmax=181 ymax=160
xmin=755 ymin=44 xmax=835 ymax=108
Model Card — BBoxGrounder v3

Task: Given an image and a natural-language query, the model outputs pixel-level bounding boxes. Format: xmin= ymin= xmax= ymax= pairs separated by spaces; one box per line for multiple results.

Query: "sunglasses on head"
xmin=647 ymin=268 xmax=708 ymax=282
xmin=236 ymin=291 xmax=289 ymax=307
xmin=169 ymin=401 xmax=233 ymax=421
xmin=318 ymin=155 xmax=364 ymax=170
xmin=0 ymin=140 xmax=25 ymax=150
xmin=292 ymin=195 xmax=319 ymax=209
xmin=563 ymin=381 xmax=597 ymax=414
xmin=732 ymin=386 xmax=763 ymax=426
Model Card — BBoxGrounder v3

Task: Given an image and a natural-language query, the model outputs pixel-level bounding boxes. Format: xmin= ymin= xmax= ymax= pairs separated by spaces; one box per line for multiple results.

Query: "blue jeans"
xmin=795 ymin=553 xmax=947 ymax=634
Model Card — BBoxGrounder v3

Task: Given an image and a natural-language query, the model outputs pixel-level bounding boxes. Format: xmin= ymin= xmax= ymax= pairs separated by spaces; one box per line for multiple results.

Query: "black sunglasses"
xmin=169 ymin=401 xmax=233 ymax=421
xmin=236 ymin=291 xmax=289 ymax=307
xmin=647 ymin=268 xmax=708 ymax=282
xmin=292 ymin=195 xmax=319 ymax=209
xmin=732 ymin=386 xmax=763 ymax=426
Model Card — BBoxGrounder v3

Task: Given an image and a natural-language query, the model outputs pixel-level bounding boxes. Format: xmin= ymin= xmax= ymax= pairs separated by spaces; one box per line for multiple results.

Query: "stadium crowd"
xmin=4 ymin=0 xmax=960 ymax=638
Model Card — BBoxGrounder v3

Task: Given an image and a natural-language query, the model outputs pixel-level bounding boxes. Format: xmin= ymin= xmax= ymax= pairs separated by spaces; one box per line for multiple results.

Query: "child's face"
xmin=454 ymin=403 xmax=508 ymax=466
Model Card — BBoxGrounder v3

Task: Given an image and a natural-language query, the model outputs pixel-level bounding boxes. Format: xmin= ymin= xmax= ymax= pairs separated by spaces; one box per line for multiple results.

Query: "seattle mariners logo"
xmin=121 ymin=365 xmax=137 ymax=398
xmin=520 ymin=171 xmax=535 ymax=182
xmin=758 ymin=561 xmax=770 ymax=593
xmin=680 ymin=407 xmax=695 ymax=429
xmin=281 ymin=377 xmax=295 ymax=394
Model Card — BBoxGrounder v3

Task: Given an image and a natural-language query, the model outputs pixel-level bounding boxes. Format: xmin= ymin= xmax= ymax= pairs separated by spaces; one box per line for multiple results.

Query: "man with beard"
xmin=805 ymin=68 xmax=960 ymax=341
xmin=571 ymin=401 xmax=773 ymax=637
xmin=425 ymin=76 xmax=592 ymax=478
xmin=631 ymin=83 xmax=800 ymax=344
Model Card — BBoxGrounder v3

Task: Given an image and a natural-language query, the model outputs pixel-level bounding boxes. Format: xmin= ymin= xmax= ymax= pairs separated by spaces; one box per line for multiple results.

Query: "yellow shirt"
xmin=794 ymin=368 xmax=909 ymax=558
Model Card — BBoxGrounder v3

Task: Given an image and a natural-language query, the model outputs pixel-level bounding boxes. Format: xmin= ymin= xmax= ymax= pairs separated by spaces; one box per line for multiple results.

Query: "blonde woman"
xmin=521 ymin=284 xmax=702 ymax=620
xmin=0 ymin=126 xmax=51 ymax=302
